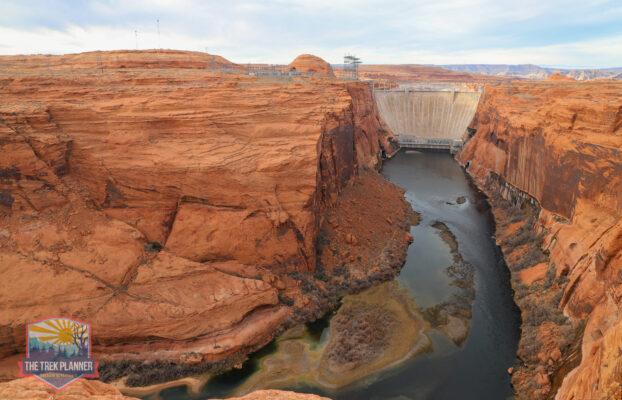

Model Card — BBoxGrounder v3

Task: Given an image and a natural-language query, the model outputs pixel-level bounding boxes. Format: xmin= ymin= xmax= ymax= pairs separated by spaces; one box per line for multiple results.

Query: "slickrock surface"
xmin=0 ymin=377 xmax=139 ymax=399
xmin=0 ymin=378 xmax=328 ymax=400
xmin=0 ymin=51 xmax=410 ymax=386
xmin=218 ymin=390 xmax=330 ymax=400
xmin=289 ymin=54 xmax=334 ymax=77
xmin=459 ymin=81 xmax=622 ymax=400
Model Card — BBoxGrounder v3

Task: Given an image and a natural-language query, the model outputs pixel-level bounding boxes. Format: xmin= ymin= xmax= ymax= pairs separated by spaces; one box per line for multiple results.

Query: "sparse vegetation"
xmin=278 ymin=294 xmax=294 ymax=306
xmin=487 ymin=188 xmax=579 ymax=398
xmin=313 ymin=265 xmax=330 ymax=282
xmin=99 ymin=359 xmax=229 ymax=386
xmin=144 ymin=241 xmax=163 ymax=252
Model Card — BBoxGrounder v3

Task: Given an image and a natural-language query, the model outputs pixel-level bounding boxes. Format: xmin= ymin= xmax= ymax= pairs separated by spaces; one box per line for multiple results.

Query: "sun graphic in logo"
xmin=29 ymin=318 xmax=87 ymax=345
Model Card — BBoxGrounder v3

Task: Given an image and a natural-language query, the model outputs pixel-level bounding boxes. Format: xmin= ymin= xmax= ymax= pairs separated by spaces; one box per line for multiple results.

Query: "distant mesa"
xmin=0 ymin=49 xmax=242 ymax=72
xmin=289 ymin=54 xmax=335 ymax=77
xmin=544 ymin=72 xmax=576 ymax=82
xmin=440 ymin=64 xmax=622 ymax=80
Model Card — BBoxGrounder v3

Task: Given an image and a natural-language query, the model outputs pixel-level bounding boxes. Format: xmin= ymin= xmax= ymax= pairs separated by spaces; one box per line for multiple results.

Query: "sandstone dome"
xmin=545 ymin=72 xmax=575 ymax=81
xmin=288 ymin=54 xmax=335 ymax=77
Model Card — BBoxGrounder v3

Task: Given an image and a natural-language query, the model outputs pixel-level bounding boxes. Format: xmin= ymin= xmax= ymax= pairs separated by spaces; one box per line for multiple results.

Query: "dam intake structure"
xmin=373 ymin=83 xmax=482 ymax=152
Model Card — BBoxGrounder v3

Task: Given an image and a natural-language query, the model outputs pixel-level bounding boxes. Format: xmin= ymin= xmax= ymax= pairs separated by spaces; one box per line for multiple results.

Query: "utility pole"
xmin=97 ymin=53 xmax=103 ymax=75
xmin=157 ymin=19 xmax=160 ymax=49
xmin=135 ymin=30 xmax=138 ymax=50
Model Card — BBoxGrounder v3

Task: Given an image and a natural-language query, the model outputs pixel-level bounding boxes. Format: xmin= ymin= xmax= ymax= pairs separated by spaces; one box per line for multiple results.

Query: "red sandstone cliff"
xmin=0 ymin=51 xmax=410 ymax=385
xmin=460 ymin=81 xmax=622 ymax=399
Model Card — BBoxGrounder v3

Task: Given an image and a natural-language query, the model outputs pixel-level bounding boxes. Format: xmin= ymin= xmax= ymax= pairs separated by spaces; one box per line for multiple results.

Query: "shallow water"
xmin=145 ymin=151 xmax=520 ymax=400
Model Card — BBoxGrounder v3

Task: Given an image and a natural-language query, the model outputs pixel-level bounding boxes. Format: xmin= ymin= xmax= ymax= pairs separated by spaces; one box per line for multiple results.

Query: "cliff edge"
xmin=460 ymin=80 xmax=622 ymax=400
xmin=0 ymin=51 xmax=409 ymax=386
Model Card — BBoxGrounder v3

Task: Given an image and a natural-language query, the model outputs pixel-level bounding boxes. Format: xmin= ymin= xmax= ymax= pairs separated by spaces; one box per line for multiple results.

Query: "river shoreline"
xmin=106 ymin=168 xmax=415 ymax=392
xmin=463 ymin=171 xmax=580 ymax=399
xmin=133 ymin=150 xmax=520 ymax=400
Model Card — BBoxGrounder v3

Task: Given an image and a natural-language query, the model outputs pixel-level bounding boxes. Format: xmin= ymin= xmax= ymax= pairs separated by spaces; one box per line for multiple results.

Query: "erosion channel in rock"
xmin=138 ymin=151 xmax=521 ymax=400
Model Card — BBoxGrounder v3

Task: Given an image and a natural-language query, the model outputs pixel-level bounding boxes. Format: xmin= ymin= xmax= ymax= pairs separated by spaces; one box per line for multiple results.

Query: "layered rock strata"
xmin=0 ymin=51 xmax=410 ymax=387
xmin=459 ymin=81 xmax=622 ymax=400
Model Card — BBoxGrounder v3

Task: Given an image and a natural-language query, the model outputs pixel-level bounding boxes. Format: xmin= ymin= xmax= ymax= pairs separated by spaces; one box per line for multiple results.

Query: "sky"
xmin=1 ymin=0 xmax=622 ymax=68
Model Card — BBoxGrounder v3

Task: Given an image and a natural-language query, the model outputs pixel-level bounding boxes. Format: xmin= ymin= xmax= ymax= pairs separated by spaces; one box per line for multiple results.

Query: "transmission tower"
xmin=344 ymin=54 xmax=362 ymax=80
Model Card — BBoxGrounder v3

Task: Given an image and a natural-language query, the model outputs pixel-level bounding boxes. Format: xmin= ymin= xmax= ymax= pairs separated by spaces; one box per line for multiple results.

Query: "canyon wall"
xmin=374 ymin=90 xmax=480 ymax=139
xmin=0 ymin=51 xmax=410 ymax=385
xmin=460 ymin=81 xmax=622 ymax=399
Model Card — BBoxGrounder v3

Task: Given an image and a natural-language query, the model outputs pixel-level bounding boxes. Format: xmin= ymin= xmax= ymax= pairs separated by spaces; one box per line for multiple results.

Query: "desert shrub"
xmin=543 ymin=263 xmax=557 ymax=288
xmin=144 ymin=241 xmax=162 ymax=252
xmin=286 ymin=270 xmax=319 ymax=294
xmin=98 ymin=360 xmax=137 ymax=382
xmin=559 ymin=323 xmax=576 ymax=350
xmin=505 ymin=204 xmax=526 ymax=224
xmin=514 ymin=245 xmax=548 ymax=271
xmin=505 ymin=218 xmax=537 ymax=248
xmin=300 ymin=279 xmax=317 ymax=294
xmin=522 ymin=295 xmax=568 ymax=327
xmin=287 ymin=270 xmax=303 ymax=280
xmin=100 ymin=359 xmax=226 ymax=386
xmin=518 ymin=328 xmax=541 ymax=363
xmin=313 ymin=266 xmax=330 ymax=282
xmin=537 ymin=263 xmax=569 ymax=291
xmin=514 ymin=282 xmax=531 ymax=300
xmin=278 ymin=294 xmax=294 ymax=306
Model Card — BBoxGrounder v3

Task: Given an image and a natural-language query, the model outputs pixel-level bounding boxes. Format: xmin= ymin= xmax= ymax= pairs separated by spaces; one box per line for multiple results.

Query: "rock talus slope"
xmin=459 ymin=81 xmax=622 ymax=400
xmin=0 ymin=51 xmax=409 ymax=386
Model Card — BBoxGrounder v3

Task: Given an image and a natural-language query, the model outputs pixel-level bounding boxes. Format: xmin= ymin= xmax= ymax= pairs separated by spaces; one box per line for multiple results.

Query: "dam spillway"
xmin=374 ymin=87 xmax=481 ymax=150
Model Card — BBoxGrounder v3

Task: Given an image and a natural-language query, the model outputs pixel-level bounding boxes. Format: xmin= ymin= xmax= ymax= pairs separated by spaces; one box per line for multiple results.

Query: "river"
xmin=144 ymin=150 xmax=520 ymax=400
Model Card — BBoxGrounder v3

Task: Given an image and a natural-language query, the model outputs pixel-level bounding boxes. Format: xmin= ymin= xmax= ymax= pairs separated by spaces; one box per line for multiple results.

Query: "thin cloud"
xmin=0 ymin=0 xmax=620 ymax=67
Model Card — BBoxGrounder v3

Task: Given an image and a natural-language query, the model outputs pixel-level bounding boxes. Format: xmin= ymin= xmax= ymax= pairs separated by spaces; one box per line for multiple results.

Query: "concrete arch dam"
xmin=374 ymin=87 xmax=481 ymax=151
